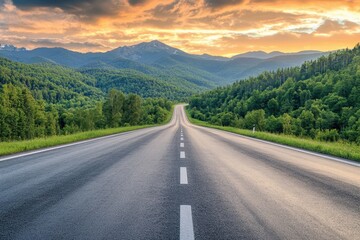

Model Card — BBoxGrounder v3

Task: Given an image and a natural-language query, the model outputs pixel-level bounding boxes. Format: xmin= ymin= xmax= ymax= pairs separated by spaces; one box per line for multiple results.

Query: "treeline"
xmin=0 ymin=85 xmax=171 ymax=141
xmin=189 ymin=44 xmax=360 ymax=143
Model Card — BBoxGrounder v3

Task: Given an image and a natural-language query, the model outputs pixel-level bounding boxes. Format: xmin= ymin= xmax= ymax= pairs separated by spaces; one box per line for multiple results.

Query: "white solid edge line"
xmin=197 ymin=125 xmax=360 ymax=168
xmin=180 ymin=167 xmax=188 ymax=184
xmin=228 ymin=131 xmax=360 ymax=167
xmin=0 ymin=127 xmax=156 ymax=162
xmin=180 ymin=151 xmax=186 ymax=159
xmin=180 ymin=143 xmax=184 ymax=148
xmin=180 ymin=205 xmax=195 ymax=240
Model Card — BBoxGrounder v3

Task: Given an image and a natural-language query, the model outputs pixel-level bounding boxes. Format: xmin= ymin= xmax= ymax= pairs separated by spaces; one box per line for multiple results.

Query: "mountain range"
xmin=0 ymin=40 xmax=327 ymax=97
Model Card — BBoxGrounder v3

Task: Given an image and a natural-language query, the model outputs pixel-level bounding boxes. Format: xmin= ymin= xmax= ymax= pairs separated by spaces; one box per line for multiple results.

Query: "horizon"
xmin=0 ymin=0 xmax=359 ymax=57
xmin=0 ymin=40 xmax=337 ymax=58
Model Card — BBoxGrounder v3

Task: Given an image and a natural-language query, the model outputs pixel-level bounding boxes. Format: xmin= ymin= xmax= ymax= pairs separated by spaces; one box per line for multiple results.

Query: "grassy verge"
xmin=185 ymin=108 xmax=360 ymax=162
xmin=0 ymin=106 xmax=174 ymax=157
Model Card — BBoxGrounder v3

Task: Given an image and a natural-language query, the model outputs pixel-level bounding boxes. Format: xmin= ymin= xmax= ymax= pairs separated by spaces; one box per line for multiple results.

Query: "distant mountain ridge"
xmin=0 ymin=41 xmax=323 ymax=60
xmin=0 ymin=40 xmax=327 ymax=87
xmin=231 ymin=50 xmax=323 ymax=59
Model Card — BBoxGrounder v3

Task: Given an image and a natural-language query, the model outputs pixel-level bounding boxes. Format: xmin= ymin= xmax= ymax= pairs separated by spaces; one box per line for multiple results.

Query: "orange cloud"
xmin=0 ymin=0 xmax=359 ymax=55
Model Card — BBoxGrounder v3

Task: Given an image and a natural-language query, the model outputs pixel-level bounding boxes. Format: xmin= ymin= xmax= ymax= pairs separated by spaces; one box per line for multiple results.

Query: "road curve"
xmin=0 ymin=105 xmax=359 ymax=239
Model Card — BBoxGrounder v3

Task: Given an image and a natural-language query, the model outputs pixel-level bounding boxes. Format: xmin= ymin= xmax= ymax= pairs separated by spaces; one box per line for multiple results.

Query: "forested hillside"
xmin=0 ymin=58 xmax=103 ymax=107
xmin=0 ymin=57 xmax=196 ymax=101
xmin=189 ymin=44 xmax=360 ymax=143
xmin=0 ymin=58 xmax=173 ymax=141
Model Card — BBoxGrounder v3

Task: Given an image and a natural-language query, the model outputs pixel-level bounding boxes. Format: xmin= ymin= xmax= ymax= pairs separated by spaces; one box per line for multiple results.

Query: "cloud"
xmin=29 ymin=39 xmax=104 ymax=49
xmin=316 ymin=20 xmax=360 ymax=34
xmin=250 ymin=0 xmax=278 ymax=2
xmin=204 ymin=0 xmax=244 ymax=8
xmin=11 ymin=0 xmax=125 ymax=20
xmin=186 ymin=9 xmax=308 ymax=31
xmin=128 ymin=0 xmax=147 ymax=5
xmin=147 ymin=1 xmax=180 ymax=19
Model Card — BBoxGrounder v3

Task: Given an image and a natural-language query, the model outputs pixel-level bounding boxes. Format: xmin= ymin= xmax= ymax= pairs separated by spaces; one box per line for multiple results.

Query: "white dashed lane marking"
xmin=180 ymin=205 xmax=195 ymax=240
xmin=180 ymin=167 xmax=188 ymax=184
xmin=178 ymin=127 xmax=194 ymax=239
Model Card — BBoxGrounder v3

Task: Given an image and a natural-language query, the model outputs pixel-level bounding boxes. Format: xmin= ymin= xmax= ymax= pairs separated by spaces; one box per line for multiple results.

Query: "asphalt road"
xmin=0 ymin=105 xmax=359 ymax=240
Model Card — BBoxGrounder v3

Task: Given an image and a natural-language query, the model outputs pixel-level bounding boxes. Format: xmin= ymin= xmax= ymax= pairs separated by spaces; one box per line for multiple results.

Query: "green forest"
xmin=0 ymin=85 xmax=171 ymax=141
xmin=189 ymin=44 xmax=360 ymax=143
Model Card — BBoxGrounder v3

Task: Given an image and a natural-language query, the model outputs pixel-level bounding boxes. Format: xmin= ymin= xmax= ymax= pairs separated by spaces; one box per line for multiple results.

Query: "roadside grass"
xmin=0 ymin=106 xmax=174 ymax=157
xmin=185 ymin=109 xmax=360 ymax=162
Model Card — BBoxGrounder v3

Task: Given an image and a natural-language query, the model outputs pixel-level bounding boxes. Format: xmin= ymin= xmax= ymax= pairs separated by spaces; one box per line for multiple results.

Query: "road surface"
xmin=0 ymin=105 xmax=359 ymax=239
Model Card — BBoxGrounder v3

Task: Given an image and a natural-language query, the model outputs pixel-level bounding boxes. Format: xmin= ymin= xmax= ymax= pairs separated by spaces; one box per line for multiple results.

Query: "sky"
xmin=0 ymin=0 xmax=359 ymax=56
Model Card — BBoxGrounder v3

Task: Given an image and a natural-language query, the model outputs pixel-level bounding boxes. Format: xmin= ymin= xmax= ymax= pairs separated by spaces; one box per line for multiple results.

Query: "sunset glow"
xmin=1 ymin=0 xmax=359 ymax=55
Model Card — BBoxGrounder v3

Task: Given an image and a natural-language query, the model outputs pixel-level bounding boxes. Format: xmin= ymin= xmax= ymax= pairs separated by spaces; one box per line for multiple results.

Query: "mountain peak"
xmin=149 ymin=39 xmax=164 ymax=45
xmin=108 ymin=40 xmax=186 ymax=64
xmin=112 ymin=40 xmax=174 ymax=52
xmin=0 ymin=44 xmax=26 ymax=51
xmin=135 ymin=40 xmax=174 ymax=51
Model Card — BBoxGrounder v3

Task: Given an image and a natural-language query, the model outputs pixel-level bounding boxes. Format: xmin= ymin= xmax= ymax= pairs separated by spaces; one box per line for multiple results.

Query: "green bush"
xmin=316 ymin=129 xmax=340 ymax=142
